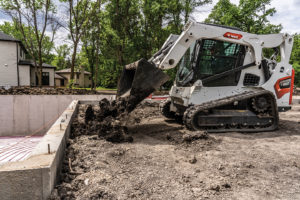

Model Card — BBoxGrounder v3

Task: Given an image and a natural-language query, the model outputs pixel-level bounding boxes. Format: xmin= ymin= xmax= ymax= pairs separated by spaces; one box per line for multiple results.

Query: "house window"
xmin=42 ymin=72 xmax=50 ymax=86
xmin=76 ymin=74 xmax=79 ymax=79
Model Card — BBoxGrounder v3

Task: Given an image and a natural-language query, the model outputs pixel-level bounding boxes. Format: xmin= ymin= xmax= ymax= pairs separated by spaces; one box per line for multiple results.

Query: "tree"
xmin=81 ymin=0 xmax=103 ymax=89
xmin=105 ymin=0 xmax=141 ymax=66
xmin=51 ymin=44 xmax=71 ymax=70
xmin=99 ymin=0 xmax=212 ymax=88
xmin=0 ymin=21 xmax=55 ymax=63
xmin=0 ymin=0 xmax=57 ymax=86
xmin=205 ymin=0 xmax=282 ymax=34
xmin=291 ymin=34 xmax=300 ymax=87
xmin=62 ymin=0 xmax=90 ymax=87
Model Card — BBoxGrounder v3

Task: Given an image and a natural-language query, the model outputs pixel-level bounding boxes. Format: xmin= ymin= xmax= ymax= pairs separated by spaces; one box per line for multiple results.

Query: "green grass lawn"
xmin=73 ymin=87 xmax=117 ymax=91
xmin=96 ymin=86 xmax=117 ymax=91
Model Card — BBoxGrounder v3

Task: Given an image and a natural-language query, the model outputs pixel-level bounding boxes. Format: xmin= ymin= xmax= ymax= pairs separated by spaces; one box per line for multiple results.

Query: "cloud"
xmin=192 ymin=0 xmax=300 ymax=34
xmin=269 ymin=0 xmax=300 ymax=33
xmin=0 ymin=18 xmax=10 ymax=25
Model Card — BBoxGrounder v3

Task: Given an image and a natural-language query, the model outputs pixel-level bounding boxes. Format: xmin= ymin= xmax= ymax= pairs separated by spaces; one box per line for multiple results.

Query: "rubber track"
xmin=161 ymin=99 xmax=176 ymax=119
xmin=183 ymin=89 xmax=278 ymax=132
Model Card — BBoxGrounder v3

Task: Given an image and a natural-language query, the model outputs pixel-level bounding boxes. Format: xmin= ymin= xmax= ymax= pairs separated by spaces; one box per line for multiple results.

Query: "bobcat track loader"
xmin=117 ymin=22 xmax=295 ymax=132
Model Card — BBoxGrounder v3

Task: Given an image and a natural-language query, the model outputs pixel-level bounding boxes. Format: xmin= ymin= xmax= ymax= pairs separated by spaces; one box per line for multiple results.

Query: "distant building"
xmin=0 ymin=31 xmax=55 ymax=87
xmin=55 ymin=67 xmax=92 ymax=88
xmin=54 ymin=73 xmax=67 ymax=87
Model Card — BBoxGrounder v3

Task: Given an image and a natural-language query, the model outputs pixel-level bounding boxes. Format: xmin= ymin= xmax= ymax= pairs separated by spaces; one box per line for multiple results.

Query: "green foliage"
xmin=291 ymin=34 xmax=300 ymax=64
xmin=51 ymin=44 xmax=71 ymax=70
xmin=93 ymin=0 xmax=212 ymax=88
xmin=291 ymin=34 xmax=300 ymax=87
xmin=293 ymin=63 xmax=300 ymax=87
xmin=4 ymin=0 xmax=297 ymax=90
xmin=98 ymin=60 xmax=121 ymax=88
xmin=0 ymin=21 xmax=55 ymax=63
xmin=205 ymin=0 xmax=282 ymax=34
xmin=67 ymin=79 xmax=75 ymax=89
xmin=0 ymin=0 xmax=56 ymax=86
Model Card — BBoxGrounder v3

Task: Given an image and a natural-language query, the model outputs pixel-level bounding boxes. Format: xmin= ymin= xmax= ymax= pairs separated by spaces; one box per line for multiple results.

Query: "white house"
xmin=0 ymin=32 xmax=55 ymax=87
xmin=55 ymin=68 xmax=92 ymax=88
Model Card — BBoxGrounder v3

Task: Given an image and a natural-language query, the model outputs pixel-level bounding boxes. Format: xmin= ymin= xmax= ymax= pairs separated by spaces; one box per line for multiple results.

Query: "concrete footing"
xmin=0 ymin=95 xmax=114 ymax=136
xmin=0 ymin=100 xmax=79 ymax=200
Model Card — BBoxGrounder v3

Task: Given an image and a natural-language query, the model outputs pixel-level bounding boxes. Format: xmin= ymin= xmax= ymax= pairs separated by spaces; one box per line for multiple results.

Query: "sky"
xmin=193 ymin=0 xmax=300 ymax=34
xmin=0 ymin=0 xmax=298 ymax=46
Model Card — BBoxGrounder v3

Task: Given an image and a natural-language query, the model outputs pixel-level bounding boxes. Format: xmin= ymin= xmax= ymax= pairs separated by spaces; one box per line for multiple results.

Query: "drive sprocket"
xmin=251 ymin=95 xmax=271 ymax=113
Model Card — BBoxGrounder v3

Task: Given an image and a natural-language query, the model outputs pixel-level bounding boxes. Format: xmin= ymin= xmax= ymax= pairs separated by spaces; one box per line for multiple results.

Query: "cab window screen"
xmin=195 ymin=39 xmax=245 ymax=86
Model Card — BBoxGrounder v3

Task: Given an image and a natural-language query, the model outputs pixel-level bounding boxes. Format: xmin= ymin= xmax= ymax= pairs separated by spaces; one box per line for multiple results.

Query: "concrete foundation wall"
xmin=0 ymin=95 xmax=114 ymax=137
xmin=0 ymin=100 xmax=79 ymax=200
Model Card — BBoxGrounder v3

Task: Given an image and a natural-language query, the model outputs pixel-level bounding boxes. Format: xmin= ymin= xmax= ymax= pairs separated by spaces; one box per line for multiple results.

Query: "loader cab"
xmin=176 ymin=39 xmax=246 ymax=87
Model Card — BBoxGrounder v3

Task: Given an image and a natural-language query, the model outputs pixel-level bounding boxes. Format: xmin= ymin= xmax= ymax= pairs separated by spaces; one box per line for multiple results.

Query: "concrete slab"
xmin=0 ymin=136 xmax=42 ymax=165
xmin=0 ymin=100 xmax=79 ymax=200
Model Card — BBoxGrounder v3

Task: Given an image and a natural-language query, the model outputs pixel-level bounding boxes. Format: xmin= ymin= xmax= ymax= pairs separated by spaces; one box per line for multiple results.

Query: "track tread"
xmin=161 ymin=99 xmax=176 ymax=119
xmin=183 ymin=89 xmax=278 ymax=132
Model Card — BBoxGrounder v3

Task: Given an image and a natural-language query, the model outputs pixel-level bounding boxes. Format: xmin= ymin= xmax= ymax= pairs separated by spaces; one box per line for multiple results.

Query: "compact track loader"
xmin=117 ymin=22 xmax=295 ymax=132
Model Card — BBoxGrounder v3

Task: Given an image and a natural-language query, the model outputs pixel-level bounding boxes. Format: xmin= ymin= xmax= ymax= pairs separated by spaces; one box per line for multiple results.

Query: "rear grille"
xmin=243 ymin=73 xmax=260 ymax=86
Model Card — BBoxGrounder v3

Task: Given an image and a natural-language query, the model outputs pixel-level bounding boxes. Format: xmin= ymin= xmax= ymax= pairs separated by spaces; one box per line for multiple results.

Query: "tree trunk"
xmin=90 ymin=61 xmax=95 ymax=89
xmin=39 ymin=65 xmax=42 ymax=87
xmin=38 ymin=47 xmax=43 ymax=87
xmin=95 ymin=49 xmax=99 ymax=90
xmin=95 ymin=60 xmax=99 ymax=90
xmin=70 ymin=41 xmax=78 ymax=88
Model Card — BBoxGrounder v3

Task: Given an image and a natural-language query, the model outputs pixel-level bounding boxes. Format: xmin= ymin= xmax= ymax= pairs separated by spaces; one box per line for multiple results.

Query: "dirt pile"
xmin=0 ymin=86 xmax=100 ymax=95
xmin=71 ymin=101 xmax=132 ymax=143
xmin=50 ymin=99 xmax=300 ymax=199
xmin=50 ymin=102 xmax=218 ymax=199
xmin=72 ymin=96 xmax=159 ymax=143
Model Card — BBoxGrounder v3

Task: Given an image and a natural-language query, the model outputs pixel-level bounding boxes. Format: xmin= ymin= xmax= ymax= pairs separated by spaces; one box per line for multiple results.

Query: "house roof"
xmin=56 ymin=68 xmax=91 ymax=75
xmin=0 ymin=31 xmax=20 ymax=42
xmin=19 ymin=60 xmax=56 ymax=69
xmin=0 ymin=31 xmax=27 ymax=53
xmin=55 ymin=73 xmax=66 ymax=79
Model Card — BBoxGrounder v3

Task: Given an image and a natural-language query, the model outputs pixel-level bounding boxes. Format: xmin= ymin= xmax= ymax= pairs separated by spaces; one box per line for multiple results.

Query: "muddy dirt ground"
xmin=50 ymin=100 xmax=300 ymax=200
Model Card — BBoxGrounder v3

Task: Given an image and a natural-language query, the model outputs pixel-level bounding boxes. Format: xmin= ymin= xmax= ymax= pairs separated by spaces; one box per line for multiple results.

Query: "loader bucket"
xmin=117 ymin=58 xmax=169 ymax=103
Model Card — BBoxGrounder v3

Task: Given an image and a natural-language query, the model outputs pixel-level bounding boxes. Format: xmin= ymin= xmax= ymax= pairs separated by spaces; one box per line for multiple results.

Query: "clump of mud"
xmin=72 ymin=99 xmax=133 ymax=143
xmin=72 ymin=92 xmax=156 ymax=143
xmin=76 ymin=87 xmax=164 ymax=142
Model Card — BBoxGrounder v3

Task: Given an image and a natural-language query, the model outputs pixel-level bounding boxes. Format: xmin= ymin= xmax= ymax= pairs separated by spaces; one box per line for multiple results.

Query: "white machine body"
xmin=152 ymin=22 xmax=294 ymax=112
